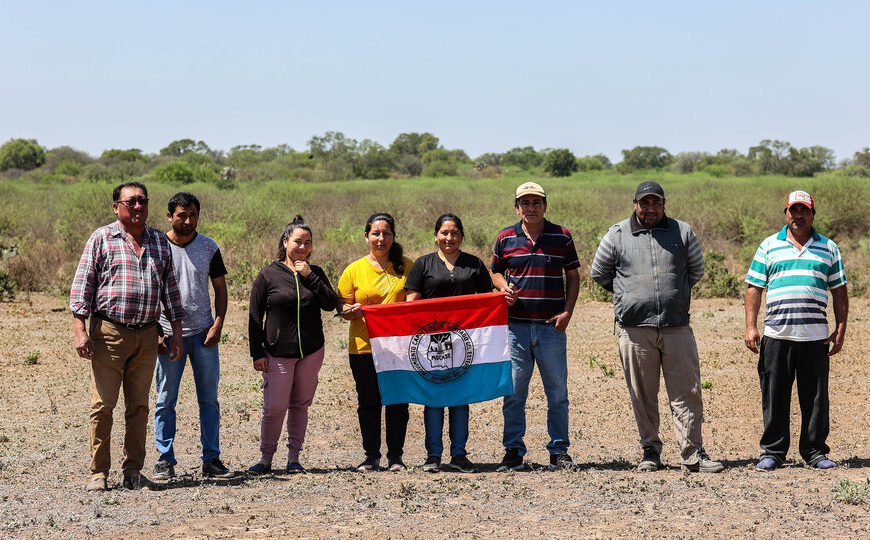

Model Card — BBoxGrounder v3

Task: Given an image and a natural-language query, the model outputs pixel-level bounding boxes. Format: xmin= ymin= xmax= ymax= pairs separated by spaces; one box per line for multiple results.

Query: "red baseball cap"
xmin=785 ymin=190 xmax=814 ymax=210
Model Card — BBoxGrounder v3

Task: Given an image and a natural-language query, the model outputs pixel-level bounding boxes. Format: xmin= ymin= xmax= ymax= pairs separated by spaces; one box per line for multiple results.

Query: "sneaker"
xmin=203 ymin=458 xmax=235 ymax=478
xmin=681 ymin=449 xmax=724 ymax=473
xmin=285 ymin=461 xmax=306 ymax=474
xmin=497 ymin=448 xmax=525 ymax=472
xmin=444 ymin=454 xmax=478 ymax=473
xmin=387 ymin=459 xmax=407 ymax=472
xmin=811 ymin=456 xmax=838 ymax=469
xmin=122 ymin=472 xmax=155 ymax=490
xmin=247 ymin=462 xmax=272 ymax=475
xmin=153 ymin=461 xmax=175 ymax=480
xmin=86 ymin=475 xmax=108 ymax=492
xmin=422 ymin=456 xmax=441 ymax=473
xmin=756 ymin=457 xmax=779 ymax=471
xmin=356 ymin=457 xmax=380 ymax=472
xmin=548 ymin=453 xmax=576 ymax=471
xmin=638 ymin=446 xmax=662 ymax=472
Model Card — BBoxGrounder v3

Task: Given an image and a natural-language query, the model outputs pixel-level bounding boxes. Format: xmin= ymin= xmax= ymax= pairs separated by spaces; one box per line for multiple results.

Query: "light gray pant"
xmin=618 ymin=325 xmax=704 ymax=463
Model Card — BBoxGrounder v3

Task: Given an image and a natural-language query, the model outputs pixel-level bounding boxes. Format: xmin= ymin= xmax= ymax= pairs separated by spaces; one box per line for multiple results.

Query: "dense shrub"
xmin=153 ymin=161 xmax=195 ymax=184
xmin=0 ymin=139 xmax=46 ymax=171
xmin=620 ymin=146 xmax=674 ymax=171
xmin=100 ymin=148 xmax=147 ymax=162
xmin=422 ymin=148 xmax=458 ymax=177
xmin=543 ymin=149 xmax=578 ymax=177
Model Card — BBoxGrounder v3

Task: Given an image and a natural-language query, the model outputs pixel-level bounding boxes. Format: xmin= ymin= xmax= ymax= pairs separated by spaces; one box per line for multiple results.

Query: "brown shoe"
xmin=86 ymin=476 xmax=108 ymax=492
xmin=122 ymin=472 xmax=156 ymax=490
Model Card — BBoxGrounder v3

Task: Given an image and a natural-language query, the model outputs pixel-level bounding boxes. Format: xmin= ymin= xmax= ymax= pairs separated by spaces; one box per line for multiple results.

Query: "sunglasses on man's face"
xmin=115 ymin=197 xmax=149 ymax=208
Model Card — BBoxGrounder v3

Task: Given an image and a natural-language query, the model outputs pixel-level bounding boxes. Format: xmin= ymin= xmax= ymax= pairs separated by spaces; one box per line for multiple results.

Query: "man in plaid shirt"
xmin=70 ymin=181 xmax=185 ymax=491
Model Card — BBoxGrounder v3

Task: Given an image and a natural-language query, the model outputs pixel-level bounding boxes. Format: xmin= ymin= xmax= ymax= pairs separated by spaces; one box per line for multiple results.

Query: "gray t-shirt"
xmin=159 ymin=232 xmax=227 ymax=337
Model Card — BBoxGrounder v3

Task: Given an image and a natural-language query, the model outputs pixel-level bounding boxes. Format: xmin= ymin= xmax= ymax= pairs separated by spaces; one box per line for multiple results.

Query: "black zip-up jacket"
xmin=248 ymin=261 xmax=339 ymax=361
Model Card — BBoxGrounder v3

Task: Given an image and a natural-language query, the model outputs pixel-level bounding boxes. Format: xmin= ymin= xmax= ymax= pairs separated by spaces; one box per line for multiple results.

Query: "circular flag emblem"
xmin=408 ymin=321 xmax=474 ymax=384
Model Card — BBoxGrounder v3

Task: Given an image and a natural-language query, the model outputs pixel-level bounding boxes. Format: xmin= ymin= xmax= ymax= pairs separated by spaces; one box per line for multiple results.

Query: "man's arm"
xmin=744 ymin=285 xmax=764 ymax=353
xmin=203 ymin=275 xmax=228 ymax=347
xmin=686 ymin=228 xmax=705 ymax=288
xmin=826 ymin=285 xmax=848 ymax=356
xmin=490 ymin=271 xmax=518 ymax=306
xmin=73 ymin=314 xmax=92 ymax=359
xmin=547 ymin=268 xmax=580 ymax=332
xmin=590 ymin=228 xmax=617 ymax=292
xmin=168 ymin=319 xmax=184 ymax=362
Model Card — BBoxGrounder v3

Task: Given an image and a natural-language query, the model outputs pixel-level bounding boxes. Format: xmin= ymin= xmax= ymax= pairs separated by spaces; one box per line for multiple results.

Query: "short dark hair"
xmin=113 ymin=181 xmax=148 ymax=203
xmin=434 ymin=213 xmax=464 ymax=238
xmin=168 ymin=192 xmax=201 ymax=214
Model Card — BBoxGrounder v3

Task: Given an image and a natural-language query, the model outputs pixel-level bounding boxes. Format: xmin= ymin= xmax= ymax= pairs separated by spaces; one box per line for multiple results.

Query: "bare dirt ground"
xmin=1 ymin=294 xmax=869 ymax=539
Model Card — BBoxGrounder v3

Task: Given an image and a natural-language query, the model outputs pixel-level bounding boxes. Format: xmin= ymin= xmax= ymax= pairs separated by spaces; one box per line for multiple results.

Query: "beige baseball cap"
xmin=515 ymin=181 xmax=546 ymax=199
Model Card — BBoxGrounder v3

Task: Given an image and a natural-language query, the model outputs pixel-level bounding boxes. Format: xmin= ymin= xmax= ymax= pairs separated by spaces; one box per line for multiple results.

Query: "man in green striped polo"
xmin=744 ymin=190 xmax=848 ymax=471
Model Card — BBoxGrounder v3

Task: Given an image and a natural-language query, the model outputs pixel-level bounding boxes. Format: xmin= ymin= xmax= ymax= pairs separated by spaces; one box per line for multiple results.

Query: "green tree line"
xmin=2 ymin=134 xmax=869 ymax=187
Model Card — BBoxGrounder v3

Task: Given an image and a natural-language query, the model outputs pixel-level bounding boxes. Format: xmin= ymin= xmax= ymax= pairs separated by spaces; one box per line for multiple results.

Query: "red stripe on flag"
xmin=361 ymin=292 xmax=508 ymax=338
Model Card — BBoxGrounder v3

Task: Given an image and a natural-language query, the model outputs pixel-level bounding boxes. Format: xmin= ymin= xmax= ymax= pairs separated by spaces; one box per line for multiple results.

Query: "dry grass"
xmin=1 ymin=294 xmax=869 ymax=538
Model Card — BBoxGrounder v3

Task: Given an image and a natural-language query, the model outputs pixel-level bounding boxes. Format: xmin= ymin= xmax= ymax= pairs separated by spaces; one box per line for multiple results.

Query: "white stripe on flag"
xmin=369 ymin=324 xmax=509 ymax=373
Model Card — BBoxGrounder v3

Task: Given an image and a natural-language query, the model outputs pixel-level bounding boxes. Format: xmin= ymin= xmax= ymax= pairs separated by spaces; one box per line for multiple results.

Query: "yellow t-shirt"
xmin=337 ymin=255 xmax=413 ymax=354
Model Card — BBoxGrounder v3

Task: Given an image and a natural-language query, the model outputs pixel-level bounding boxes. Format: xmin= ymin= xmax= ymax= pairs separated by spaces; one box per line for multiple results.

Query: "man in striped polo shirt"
xmin=491 ymin=181 xmax=581 ymax=472
xmin=745 ymin=190 xmax=848 ymax=471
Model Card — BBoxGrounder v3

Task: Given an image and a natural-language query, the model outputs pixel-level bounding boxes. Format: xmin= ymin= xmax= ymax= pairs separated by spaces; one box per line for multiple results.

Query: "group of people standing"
xmin=71 ymin=179 xmax=848 ymax=492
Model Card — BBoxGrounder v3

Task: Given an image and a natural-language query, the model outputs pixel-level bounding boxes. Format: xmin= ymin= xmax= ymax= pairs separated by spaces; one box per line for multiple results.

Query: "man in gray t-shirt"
xmin=153 ymin=192 xmax=233 ymax=480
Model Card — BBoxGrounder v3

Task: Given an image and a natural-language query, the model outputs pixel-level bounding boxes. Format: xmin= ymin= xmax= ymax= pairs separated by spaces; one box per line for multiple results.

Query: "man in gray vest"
xmin=590 ymin=181 xmax=723 ymax=473
xmin=153 ymin=192 xmax=233 ymax=480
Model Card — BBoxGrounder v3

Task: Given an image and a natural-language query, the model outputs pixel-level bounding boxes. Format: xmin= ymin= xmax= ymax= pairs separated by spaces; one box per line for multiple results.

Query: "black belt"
xmin=93 ymin=312 xmax=157 ymax=331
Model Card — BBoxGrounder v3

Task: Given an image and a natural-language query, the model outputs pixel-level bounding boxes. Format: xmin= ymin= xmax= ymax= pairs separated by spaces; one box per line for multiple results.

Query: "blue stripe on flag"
xmin=376 ymin=361 xmax=514 ymax=407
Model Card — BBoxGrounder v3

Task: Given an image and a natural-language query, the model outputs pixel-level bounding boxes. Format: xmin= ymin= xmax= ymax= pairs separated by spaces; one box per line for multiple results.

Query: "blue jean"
xmin=502 ymin=322 xmax=570 ymax=455
xmin=154 ymin=330 xmax=221 ymax=464
xmin=423 ymin=405 xmax=470 ymax=457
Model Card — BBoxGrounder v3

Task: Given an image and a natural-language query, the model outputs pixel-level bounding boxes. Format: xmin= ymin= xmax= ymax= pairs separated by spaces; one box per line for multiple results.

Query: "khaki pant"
xmin=618 ymin=325 xmax=704 ymax=463
xmin=88 ymin=318 xmax=158 ymax=477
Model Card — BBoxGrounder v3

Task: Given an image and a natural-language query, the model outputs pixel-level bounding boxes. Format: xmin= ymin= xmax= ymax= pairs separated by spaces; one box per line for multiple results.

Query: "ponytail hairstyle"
xmin=276 ymin=215 xmax=312 ymax=261
xmin=365 ymin=212 xmax=404 ymax=274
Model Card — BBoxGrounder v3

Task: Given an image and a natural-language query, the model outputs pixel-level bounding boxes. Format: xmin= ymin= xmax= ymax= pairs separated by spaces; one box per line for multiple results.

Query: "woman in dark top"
xmin=247 ymin=216 xmax=338 ymax=474
xmin=405 ymin=213 xmax=493 ymax=473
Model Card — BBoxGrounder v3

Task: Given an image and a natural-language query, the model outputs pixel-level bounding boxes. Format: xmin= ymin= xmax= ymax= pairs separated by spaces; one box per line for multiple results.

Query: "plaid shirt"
xmin=70 ymin=221 xmax=184 ymax=324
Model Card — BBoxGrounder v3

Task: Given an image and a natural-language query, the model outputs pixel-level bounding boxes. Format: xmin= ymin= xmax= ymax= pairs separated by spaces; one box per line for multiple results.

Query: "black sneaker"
xmin=497 ymin=448 xmax=525 ymax=472
xmin=422 ymin=455 xmax=441 ymax=473
xmin=153 ymin=460 xmax=175 ymax=480
xmin=548 ymin=453 xmax=576 ymax=471
xmin=638 ymin=446 xmax=662 ymax=472
xmin=122 ymin=472 xmax=155 ymax=490
xmin=356 ymin=457 xmax=380 ymax=472
xmin=443 ymin=454 xmax=477 ymax=473
xmin=202 ymin=458 xmax=235 ymax=478
xmin=285 ymin=461 xmax=306 ymax=474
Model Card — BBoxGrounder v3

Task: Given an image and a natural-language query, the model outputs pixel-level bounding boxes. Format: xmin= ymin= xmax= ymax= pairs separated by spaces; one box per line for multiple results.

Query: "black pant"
xmin=349 ymin=353 xmax=409 ymax=461
xmin=758 ymin=336 xmax=830 ymax=464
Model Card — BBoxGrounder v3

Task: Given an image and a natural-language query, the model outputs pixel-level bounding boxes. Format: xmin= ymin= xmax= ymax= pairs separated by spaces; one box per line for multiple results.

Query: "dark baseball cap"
xmin=634 ymin=181 xmax=665 ymax=200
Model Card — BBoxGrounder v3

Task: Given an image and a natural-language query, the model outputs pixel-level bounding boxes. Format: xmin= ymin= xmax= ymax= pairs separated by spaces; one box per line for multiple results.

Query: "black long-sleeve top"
xmin=248 ymin=261 xmax=339 ymax=361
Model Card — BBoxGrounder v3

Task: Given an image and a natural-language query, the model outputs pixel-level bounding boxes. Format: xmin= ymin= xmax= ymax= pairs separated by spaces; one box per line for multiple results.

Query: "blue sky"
xmin=2 ymin=1 xmax=868 ymax=162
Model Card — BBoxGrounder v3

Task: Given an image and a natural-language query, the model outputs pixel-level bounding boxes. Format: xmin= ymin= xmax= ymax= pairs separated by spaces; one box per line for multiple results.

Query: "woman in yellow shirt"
xmin=338 ymin=213 xmax=413 ymax=472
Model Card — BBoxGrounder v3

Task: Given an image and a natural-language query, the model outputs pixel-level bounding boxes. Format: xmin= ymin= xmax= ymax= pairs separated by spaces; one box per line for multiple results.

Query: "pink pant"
xmin=259 ymin=347 xmax=325 ymax=463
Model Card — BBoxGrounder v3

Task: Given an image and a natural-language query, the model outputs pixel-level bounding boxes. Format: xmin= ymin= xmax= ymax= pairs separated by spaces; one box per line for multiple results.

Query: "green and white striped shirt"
xmin=745 ymin=226 xmax=846 ymax=342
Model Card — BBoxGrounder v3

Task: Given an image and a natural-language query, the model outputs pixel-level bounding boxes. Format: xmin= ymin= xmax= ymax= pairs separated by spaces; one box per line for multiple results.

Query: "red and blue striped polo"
xmin=491 ymin=220 xmax=580 ymax=323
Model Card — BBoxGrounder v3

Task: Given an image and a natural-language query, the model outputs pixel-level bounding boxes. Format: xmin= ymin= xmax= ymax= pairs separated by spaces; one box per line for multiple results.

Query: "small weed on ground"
xmin=702 ymin=380 xmax=713 ymax=390
xmin=23 ymin=350 xmax=40 ymax=365
xmin=588 ymin=355 xmax=616 ymax=378
xmin=219 ymin=332 xmax=229 ymax=344
xmin=832 ymin=478 xmax=870 ymax=505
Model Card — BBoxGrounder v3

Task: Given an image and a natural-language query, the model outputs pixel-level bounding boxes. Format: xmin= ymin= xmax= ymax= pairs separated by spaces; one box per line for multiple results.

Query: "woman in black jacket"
xmin=247 ymin=216 xmax=338 ymax=474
